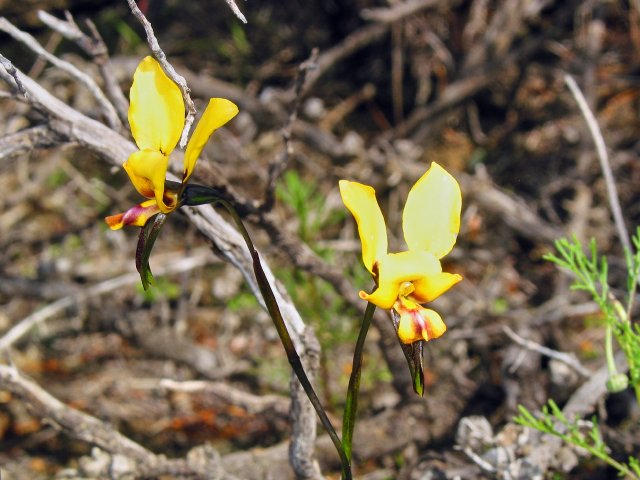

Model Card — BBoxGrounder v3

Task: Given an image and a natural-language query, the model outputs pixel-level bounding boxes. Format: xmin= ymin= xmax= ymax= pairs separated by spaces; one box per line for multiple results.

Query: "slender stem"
xmin=213 ymin=198 xmax=352 ymax=479
xmin=605 ymin=323 xmax=615 ymax=374
xmin=342 ymin=301 xmax=376 ymax=468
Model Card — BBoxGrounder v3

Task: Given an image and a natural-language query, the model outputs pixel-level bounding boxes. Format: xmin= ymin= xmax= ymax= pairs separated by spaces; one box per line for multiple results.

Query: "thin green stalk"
xmin=605 ymin=323 xmax=616 ymax=375
xmin=342 ymin=301 xmax=376 ymax=467
xmin=183 ymin=188 xmax=352 ymax=479
xmin=222 ymin=200 xmax=352 ymax=479
xmin=605 ymin=320 xmax=628 ymax=393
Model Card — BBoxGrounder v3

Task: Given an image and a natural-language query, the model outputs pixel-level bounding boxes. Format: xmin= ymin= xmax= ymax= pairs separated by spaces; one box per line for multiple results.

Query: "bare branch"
xmin=288 ymin=329 xmax=323 ymax=479
xmin=304 ymin=22 xmax=389 ymax=96
xmin=0 ymin=248 xmax=217 ymax=352
xmin=125 ymin=0 xmax=196 ymax=148
xmin=131 ymin=378 xmax=290 ymax=416
xmin=502 ymin=326 xmax=591 ymax=377
xmin=564 ymin=74 xmax=631 ymax=254
xmin=0 ymin=126 xmax=63 ymax=161
xmin=0 ymin=52 xmax=27 ymax=97
xmin=224 ymin=0 xmax=247 ymax=24
xmin=0 ymin=364 xmax=235 ymax=479
xmin=262 ymin=48 xmax=319 ymax=211
xmin=0 ymin=17 xmax=121 ymax=130
xmin=0 ymin=366 xmax=149 ymax=459
xmin=361 ymin=0 xmax=452 ymax=23
xmin=37 ymin=10 xmax=129 ymax=124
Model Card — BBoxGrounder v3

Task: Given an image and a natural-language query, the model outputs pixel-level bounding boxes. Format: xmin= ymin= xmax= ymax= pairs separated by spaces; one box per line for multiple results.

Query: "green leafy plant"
xmin=515 ymin=229 xmax=640 ymax=477
xmin=543 ymin=230 xmax=640 ymax=399
xmin=515 ymin=400 xmax=640 ymax=479
xmin=277 ymin=170 xmax=344 ymax=248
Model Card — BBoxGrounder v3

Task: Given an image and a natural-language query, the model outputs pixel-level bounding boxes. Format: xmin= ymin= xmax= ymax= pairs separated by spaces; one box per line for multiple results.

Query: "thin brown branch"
xmin=262 ymin=48 xmax=319 ymax=211
xmin=303 ymin=22 xmax=389 ymax=96
xmin=37 ymin=10 xmax=129 ymax=125
xmin=502 ymin=326 xmax=590 ymax=377
xmin=0 ymin=364 xmax=234 ymax=479
xmin=132 ymin=378 xmax=290 ymax=416
xmin=0 ymin=248 xmax=217 ymax=352
xmin=0 ymin=17 xmax=121 ymax=130
xmin=361 ymin=0 xmax=454 ymax=23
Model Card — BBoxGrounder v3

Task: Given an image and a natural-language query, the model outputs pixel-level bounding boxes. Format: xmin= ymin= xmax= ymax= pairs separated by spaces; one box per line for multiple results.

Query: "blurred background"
xmin=1 ymin=0 xmax=639 ymax=478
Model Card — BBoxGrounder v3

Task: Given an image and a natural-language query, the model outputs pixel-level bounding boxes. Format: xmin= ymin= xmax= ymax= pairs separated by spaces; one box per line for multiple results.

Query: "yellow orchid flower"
xmin=340 ymin=162 xmax=462 ymax=344
xmin=105 ymin=56 xmax=238 ymax=229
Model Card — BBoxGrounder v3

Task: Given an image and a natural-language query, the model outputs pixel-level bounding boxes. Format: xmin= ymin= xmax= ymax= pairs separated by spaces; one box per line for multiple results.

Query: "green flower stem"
xmin=606 ymin=322 xmax=616 ymax=375
xmin=183 ymin=188 xmax=351 ymax=479
xmin=605 ymin=322 xmax=628 ymax=393
xmin=342 ymin=300 xmax=376 ymax=468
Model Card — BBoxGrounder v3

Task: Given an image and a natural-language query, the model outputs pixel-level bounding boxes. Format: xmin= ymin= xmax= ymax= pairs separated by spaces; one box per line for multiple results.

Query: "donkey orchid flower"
xmin=105 ymin=56 xmax=238 ymax=229
xmin=340 ymin=162 xmax=462 ymax=344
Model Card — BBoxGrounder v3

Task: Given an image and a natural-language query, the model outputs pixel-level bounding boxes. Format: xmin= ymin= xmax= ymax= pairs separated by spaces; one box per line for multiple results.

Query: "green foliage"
xmin=135 ymin=276 xmax=181 ymax=302
xmin=226 ymin=290 xmax=259 ymax=312
xmin=108 ymin=14 xmax=143 ymax=50
xmin=543 ymin=232 xmax=640 ymax=397
xmin=276 ymin=170 xmax=346 ymax=248
xmin=517 ymin=230 xmax=640 ymax=478
xmin=278 ymin=267 xmax=357 ymax=348
xmin=543 ymin=237 xmax=613 ymax=317
xmin=230 ymin=22 xmax=251 ymax=56
xmin=515 ymin=401 xmax=640 ymax=479
xmin=46 ymin=167 xmax=69 ymax=188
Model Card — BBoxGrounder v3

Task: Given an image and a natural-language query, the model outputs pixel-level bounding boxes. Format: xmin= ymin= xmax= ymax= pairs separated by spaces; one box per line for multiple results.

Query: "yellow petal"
xmin=123 ymin=150 xmax=176 ymax=213
xmin=183 ymin=98 xmax=239 ymax=184
xmin=395 ymin=298 xmax=447 ymax=344
xmin=105 ymin=199 xmax=160 ymax=230
xmin=359 ymin=251 xmax=441 ymax=309
xmin=339 ymin=180 xmax=388 ymax=274
xmin=412 ymin=272 xmax=462 ymax=303
xmin=403 ymin=162 xmax=462 ymax=259
xmin=129 ymin=56 xmax=184 ymax=155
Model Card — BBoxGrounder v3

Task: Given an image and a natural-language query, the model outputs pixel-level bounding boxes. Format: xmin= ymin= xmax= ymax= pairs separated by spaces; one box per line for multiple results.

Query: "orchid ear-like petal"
xmin=339 ymin=180 xmax=388 ymax=275
xmin=129 ymin=56 xmax=184 ymax=155
xmin=411 ymin=271 xmax=462 ymax=303
xmin=123 ymin=150 xmax=176 ymax=213
xmin=403 ymin=162 xmax=462 ymax=259
xmin=105 ymin=199 xmax=161 ymax=230
xmin=183 ymin=98 xmax=238 ymax=184
xmin=359 ymin=251 xmax=441 ymax=309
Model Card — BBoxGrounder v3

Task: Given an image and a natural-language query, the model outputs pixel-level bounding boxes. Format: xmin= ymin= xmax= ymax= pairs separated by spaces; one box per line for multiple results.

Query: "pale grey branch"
xmin=224 ymin=0 xmax=247 ymax=23
xmin=0 ymin=17 xmax=121 ymax=130
xmin=564 ymin=74 xmax=631 ymax=254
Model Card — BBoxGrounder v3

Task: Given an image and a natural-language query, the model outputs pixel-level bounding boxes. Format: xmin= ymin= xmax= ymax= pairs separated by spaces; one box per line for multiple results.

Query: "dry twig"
xmin=0 ymin=249 xmax=217 ymax=352
xmin=502 ymin=325 xmax=590 ymax=377
xmin=0 ymin=364 xmax=235 ymax=479
xmin=224 ymin=0 xmax=247 ymax=24
xmin=262 ymin=48 xmax=319 ymax=211
xmin=37 ymin=10 xmax=129 ymax=125
xmin=0 ymin=17 xmax=121 ymax=130
xmin=564 ymin=74 xmax=631 ymax=253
